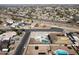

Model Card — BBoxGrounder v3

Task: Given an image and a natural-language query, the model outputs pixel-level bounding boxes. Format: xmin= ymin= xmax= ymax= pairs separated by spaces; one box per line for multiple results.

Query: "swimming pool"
xmin=54 ymin=49 xmax=69 ymax=55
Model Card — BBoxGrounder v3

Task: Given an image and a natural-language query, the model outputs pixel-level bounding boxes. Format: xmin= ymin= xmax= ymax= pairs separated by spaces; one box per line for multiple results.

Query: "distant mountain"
xmin=0 ymin=4 xmax=79 ymax=8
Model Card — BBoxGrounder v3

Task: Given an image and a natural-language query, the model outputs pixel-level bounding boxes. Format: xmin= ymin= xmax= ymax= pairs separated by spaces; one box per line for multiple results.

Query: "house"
xmin=0 ymin=31 xmax=17 ymax=51
xmin=48 ymin=33 xmax=57 ymax=43
xmin=6 ymin=18 xmax=14 ymax=25
xmin=11 ymin=22 xmax=19 ymax=28
xmin=73 ymin=15 xmax=79 ymax=24
xmin=48 ymin=33 xmax=70 ymax=44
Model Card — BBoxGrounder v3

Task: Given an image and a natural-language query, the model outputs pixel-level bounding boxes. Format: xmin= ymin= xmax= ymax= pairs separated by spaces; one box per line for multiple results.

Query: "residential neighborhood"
xmin=0 ymin=4 xmax=79 ymax=55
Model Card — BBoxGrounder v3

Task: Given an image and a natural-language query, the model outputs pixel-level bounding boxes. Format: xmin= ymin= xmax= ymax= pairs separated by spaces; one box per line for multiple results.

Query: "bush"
xmin=0 ymin=20 xmax=3 ymax=24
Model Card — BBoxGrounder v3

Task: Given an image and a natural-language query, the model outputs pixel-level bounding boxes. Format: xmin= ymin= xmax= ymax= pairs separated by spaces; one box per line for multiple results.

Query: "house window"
xmin=38 ymin=52 xmax=46 ymax=55
xmin=35 ymin=46 xmax=39 ymax=50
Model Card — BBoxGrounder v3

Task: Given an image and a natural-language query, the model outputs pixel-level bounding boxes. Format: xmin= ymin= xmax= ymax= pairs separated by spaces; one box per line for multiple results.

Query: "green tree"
xmin=0 ymin=20 xmax=3 ymax=24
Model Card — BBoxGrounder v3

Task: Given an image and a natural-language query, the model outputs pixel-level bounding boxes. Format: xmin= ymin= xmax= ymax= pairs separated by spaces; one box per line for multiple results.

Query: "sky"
xmin=0 ymin=0 xmax=79 ymax=4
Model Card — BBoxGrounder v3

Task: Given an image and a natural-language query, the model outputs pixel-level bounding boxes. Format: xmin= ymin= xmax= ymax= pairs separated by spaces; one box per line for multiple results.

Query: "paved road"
xmin=14 ymin=31 xmax=30 ymax=55
xmin=1 ymin=28 xmax=64 ymax=32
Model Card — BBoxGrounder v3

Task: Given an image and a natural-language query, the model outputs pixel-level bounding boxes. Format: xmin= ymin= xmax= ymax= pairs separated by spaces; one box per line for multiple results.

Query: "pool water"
xmin=54 ymin=49 xmax=69 ymax=55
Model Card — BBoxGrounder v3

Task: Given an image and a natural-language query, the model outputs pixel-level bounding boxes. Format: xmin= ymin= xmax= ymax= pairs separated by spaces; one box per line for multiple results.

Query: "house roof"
xmin=0 ymin=31 xmax=16 ymax=41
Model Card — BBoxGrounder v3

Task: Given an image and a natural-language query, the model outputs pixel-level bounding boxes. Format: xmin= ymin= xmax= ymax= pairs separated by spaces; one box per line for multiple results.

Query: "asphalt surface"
xmin=0 ymin=27 xmax=64 ymax=32
xmin=14 ymin=31 xmax=30 ymax=55
xmin=29 ymin=28 xmax=63 ymax=32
